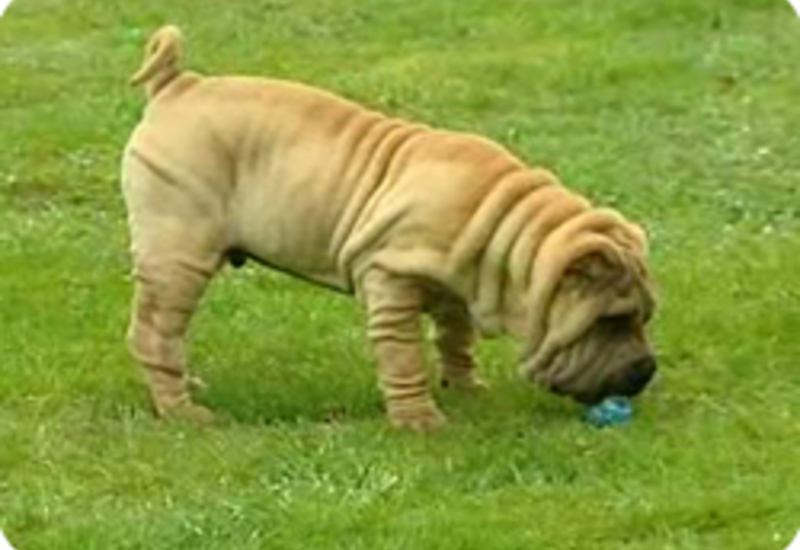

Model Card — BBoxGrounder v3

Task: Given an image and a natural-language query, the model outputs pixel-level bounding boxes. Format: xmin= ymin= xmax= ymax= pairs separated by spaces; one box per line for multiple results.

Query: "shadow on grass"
xmin=195 ymin=361 xmax=579 ymax=432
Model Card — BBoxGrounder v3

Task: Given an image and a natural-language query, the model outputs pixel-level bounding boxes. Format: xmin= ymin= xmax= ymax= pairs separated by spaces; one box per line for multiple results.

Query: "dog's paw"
xmin=388 ymin=401 xmax=447 ymax=433
xmin=187 ymin=375 xmax=209 ymax=392
xmin=159 ymin=401 xmax=217 ymax=426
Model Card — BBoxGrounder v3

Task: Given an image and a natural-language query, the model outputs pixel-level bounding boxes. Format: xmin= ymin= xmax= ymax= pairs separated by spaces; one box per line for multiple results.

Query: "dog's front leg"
xmin=360 ymin=269 xmax=446 ymax=432
xmin=428 ymin=294 xmax=488 ymax=392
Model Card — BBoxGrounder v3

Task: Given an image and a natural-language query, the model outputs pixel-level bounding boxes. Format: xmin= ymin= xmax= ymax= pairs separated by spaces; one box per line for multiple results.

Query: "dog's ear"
xmin=567 ymin=251 xmax=617 ymax=283
xmin=565 ymin=238 xmax=629 ymax=292
xmin=567 ymin=243 xmax=656 ymax=324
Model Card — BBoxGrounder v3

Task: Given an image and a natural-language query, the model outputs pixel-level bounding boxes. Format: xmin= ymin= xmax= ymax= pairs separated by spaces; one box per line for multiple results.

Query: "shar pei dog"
xmin=123 ymin=26 xmax=657 ymax=431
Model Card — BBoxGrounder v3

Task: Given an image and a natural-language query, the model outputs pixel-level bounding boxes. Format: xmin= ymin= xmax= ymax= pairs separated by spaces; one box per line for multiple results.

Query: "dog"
xmin=122 ymin=26 xmax=657 ymax=431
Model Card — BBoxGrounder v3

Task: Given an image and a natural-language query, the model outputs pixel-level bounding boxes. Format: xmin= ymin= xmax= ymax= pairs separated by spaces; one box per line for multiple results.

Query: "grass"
xmin=1 ymin=0 xmax=800 ymax=548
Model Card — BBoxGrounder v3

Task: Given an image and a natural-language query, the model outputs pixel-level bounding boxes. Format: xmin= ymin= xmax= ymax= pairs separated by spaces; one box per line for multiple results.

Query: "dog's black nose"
xmin=620 ymin=356 xmax=656 ymax=396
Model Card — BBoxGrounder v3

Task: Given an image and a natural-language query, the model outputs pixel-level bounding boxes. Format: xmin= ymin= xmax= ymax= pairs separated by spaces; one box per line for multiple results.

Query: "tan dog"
xmin=123 ymin=26 xmax=657 ymax=431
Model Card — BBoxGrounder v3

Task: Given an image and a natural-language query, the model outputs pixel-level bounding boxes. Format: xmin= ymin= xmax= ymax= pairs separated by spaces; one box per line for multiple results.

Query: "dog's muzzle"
xmin=566 ymin=355 xmax=657 ymax=405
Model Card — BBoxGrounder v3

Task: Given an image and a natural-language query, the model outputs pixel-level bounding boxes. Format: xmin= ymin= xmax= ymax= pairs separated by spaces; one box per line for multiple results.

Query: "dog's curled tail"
xmin=130 ymin=25 xmax=184 ymax=98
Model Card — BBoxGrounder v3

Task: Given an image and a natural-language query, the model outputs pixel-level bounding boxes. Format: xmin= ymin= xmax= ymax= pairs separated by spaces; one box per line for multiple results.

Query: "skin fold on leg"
xmin=360 ymin=269 xmax=446 ymax=432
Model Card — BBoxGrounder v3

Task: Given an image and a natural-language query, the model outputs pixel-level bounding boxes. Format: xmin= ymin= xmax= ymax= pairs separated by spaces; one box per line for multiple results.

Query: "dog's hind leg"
xmin=123 ymin=158 xmax=226 ymax=423
xmin=360 ymin=269 xmax=446 ymax=432
xmin=126 ymin=244 xmax=221 ymax=423
xmin=427 ymin=293 xmax=488 ymax=392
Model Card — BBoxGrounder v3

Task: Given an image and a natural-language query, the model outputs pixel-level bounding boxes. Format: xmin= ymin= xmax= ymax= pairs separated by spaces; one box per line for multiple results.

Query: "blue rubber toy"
xmin=583 ymin=397 xmax=633 ymax=428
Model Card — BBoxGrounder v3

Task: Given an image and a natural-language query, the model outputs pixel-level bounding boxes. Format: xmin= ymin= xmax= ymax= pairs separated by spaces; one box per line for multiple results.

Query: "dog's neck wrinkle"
xmin=515 ymin=190 xmax=592 ymax=293
xmin=476 ymin=185 xmax=590 ymax=339
xmin=447 ymin=168 xmax=557 ymax=273
xmin=443 ymin=167 xmax=529 ymax=278
xmin=460 ymin=171 xmax=568 ymax=333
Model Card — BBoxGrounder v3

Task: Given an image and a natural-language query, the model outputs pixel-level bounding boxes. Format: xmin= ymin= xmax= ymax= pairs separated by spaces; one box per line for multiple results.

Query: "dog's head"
xmin=518 ymin=210 xmax=657 ymax=404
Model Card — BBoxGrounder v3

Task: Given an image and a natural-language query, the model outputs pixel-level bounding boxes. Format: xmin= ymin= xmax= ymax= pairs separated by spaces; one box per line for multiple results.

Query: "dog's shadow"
xmin=187 ymin=316 xmax=577 ymax=428
xmin=193 ymin=355 xmax=385 ymax=426
xmin=196 ymin=359 xmax=576 ymax=429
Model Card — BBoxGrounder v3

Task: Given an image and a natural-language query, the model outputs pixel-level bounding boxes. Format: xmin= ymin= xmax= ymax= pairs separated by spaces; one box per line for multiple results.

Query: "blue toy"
xmin=583 ymin=397 xmax=633 ymax=428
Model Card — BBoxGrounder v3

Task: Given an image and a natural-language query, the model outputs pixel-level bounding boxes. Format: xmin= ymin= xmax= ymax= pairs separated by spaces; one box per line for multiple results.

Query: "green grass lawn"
xmin=2 ymin=0 xmax=800 ymax=548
